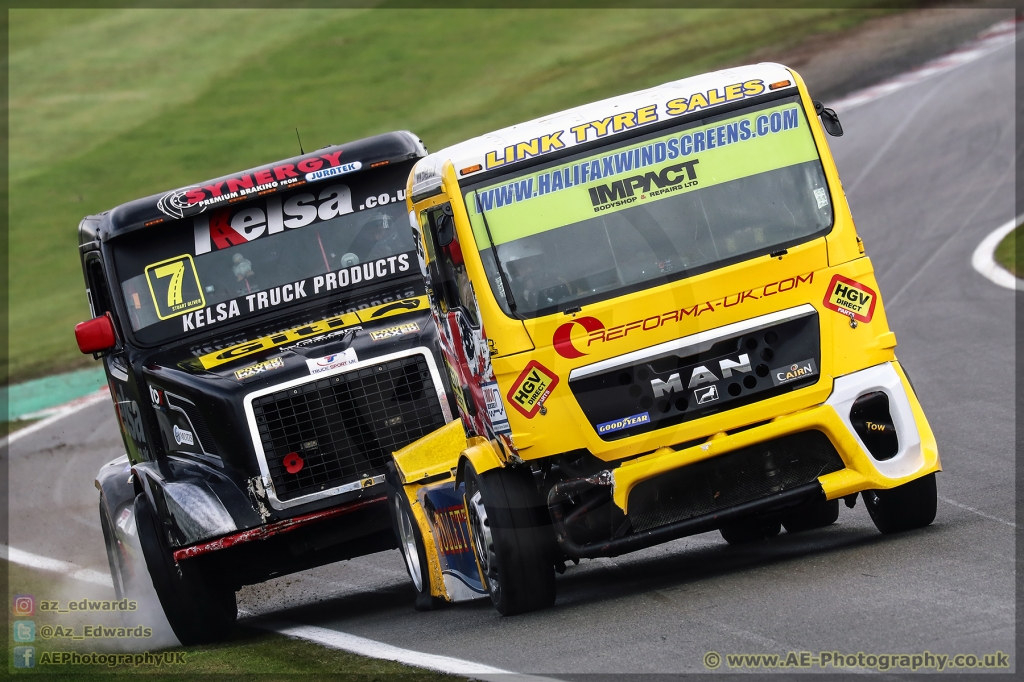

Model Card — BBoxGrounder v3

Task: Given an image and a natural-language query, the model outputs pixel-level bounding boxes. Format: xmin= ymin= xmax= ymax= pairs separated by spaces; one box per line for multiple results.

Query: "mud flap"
xmin=390 ymin=420 xmax=492 ymax=603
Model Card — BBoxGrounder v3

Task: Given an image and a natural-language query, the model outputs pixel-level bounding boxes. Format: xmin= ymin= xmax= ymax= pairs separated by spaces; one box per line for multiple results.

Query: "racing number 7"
xmin=153 ymin=260 xmax=186 ymax=308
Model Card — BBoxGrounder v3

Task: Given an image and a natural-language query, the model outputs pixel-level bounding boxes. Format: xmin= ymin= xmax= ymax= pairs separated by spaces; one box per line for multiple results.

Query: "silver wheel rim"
xmin=394 ymin=496 xmax=424 ymax=592
xmin=467 ymin=489 xmax=493 ymax=578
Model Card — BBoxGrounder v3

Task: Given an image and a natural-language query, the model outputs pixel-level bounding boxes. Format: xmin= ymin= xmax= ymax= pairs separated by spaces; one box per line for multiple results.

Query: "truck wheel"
xmin=385 ymin=465 xmax=445 ymax=611
xmin=464 ymin=464 xmax=555 ymax=615
xmin=782 ymin=498 xmax=840 ymax=534
xmin=99 ymin=500 xmax=131 ymax=600
xmin=862 ymin=473 xmax=937 ymax=534
xmin=135 ymin=494 xmax=236 ymax=645
xmin=720 ymin=518 xmax=782 ymax=545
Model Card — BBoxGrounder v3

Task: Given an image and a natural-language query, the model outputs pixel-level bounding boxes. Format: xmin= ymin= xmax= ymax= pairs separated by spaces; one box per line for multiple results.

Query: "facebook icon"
xmin=13 ymin=646 xmax=35 ymax=668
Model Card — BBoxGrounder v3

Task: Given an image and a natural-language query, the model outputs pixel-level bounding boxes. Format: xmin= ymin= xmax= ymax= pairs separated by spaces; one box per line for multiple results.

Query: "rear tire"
xmin=862 ymin=473 xmax=937 ymax=534
xmin=464 ymin=464 xmax=555 ymax=615
xmin=135 ymin=494 xmax=236 ymax=645
xmin=385 ymin=465 xmax=446 ymax=611
xmin=782 ymin=498 xmax=840 ymax=534
xmin=720 ymin=518 xmax=781 ymax=545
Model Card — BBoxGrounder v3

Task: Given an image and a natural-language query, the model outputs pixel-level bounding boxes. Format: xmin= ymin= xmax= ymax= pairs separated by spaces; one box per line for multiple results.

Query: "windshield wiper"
xmin=475 ymin=193 xmax=522 ymax=320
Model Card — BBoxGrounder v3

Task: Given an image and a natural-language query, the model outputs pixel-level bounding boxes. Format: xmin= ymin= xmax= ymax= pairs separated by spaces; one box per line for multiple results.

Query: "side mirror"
xmin=436 ymin=213 xmax=455 ymax=248
xmin=813 ymin=100 xmax=843 ymax=137
xmin=75 ymin=313 xmax=117 ymax=354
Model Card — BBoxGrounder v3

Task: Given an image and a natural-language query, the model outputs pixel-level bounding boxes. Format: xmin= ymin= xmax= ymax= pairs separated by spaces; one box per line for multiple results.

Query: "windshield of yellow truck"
xmin=464 ymin=96 xmax=833 ymax=317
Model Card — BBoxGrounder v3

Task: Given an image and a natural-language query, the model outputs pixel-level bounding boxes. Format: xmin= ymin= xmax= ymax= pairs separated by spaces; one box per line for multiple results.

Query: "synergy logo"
xmin=596 ymin=412 xmax=650 ymax=435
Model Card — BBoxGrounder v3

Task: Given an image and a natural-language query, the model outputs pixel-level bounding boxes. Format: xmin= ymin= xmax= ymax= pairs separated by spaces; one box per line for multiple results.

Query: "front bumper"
xmin=610 ymin=360 xmax=940 ymax=514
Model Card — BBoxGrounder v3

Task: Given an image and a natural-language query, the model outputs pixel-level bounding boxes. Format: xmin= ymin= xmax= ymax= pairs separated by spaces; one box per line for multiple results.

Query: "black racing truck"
xmin=77 ymin=132 xmax=455 ymax=644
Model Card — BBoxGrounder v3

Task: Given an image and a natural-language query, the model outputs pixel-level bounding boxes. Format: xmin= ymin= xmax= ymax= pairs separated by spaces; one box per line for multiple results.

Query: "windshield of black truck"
xmin=464 ymin=97 xmax=833 ymax=317
xmin=114 ymin=165 xmax=417 ymax=345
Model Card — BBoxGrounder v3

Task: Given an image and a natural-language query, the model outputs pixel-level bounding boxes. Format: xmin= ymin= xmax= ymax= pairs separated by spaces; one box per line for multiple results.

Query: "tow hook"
xmin=844 ymin=493 xmax=858 ymax=509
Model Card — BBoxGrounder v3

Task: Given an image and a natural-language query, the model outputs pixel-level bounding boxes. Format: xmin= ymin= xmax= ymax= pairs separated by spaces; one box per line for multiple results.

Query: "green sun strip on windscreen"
xmin=467 ymin=102 xmax=819 ymax=248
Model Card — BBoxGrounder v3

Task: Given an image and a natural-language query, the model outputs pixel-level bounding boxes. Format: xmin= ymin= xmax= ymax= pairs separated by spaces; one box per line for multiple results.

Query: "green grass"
xmin=993 ymin=222 xmax=1021 ymax=276
xmin=3 ymin=559 xmax=458 ymax=679
xmin=9 ymin=6 xmax=903 ymax=382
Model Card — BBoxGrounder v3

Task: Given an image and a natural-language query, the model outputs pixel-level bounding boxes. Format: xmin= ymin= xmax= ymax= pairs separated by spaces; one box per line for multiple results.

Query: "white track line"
xmin=1 ymin=545 xmax=114 ymax=587
xmin=971 ymin=215 xmax=1023 ymax=290
xmin=938 ymin=497 xmax=1016 ymax=529
xmin=831 ymin=17 xmax=1018 ymax=112
xmin=3 ymin=387 xmax=110 ymax=447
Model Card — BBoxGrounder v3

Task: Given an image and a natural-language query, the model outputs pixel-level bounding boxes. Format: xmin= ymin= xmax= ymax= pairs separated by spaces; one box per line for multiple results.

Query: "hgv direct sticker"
xmin=823 ymin=274 xmax=876 ymax=323
xmin=507 ymin=361 xmax=559 ymax=418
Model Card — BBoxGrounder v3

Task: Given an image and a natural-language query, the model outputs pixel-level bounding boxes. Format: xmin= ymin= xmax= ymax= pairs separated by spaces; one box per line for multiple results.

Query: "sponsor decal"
xmin=148 ymin=386 xmax=162 ymax=406
xmin=369 ymin=298 xmax=421 ymax=318
xmin=589 ymin=160 xmax=698 ymax=212
xmin=196 ymin=296 xmax=426 ymax=368
xmin=234 ymin=357 xmax=285 ymax=380
xmin=157 ymin=149 xmax=351 ymax=219
xmin=694 ymin=384 xmax=720 ymax=405
xmin=432 ymin=505 xmax=473 ymax=556
xmin=144 ymin=254 xmax=205 ymax=320
xmin=651 ymin=353 xmax=751 ymax=396
xmin=480 ymin=79 xmax=766 ymax=171
xmin=172 ymin=425 xmax=194 ymax=446
xmin=306 ymin=161 xmax=362 ymax=183
xmin=553 ymin=274 xmax=813 ymax=359
xmin=283 ymin=328 xmax=359 ymax=350
xmin=771 ymin=358 xmax=818 ymax=386
xmin=596 ymin=411 xmax=650 ymax=435
xmin=507 ymin=361 xmax=559 ymax=418
xmin=481 ymin=381 xmax=511 ymax=434
xmin=823 ymin=274 xmax=876 ymax=323
xmin=369 ymin=322 xmax=420 ymax=341
xmin=305 ymin=348 xmax=358 ymax=376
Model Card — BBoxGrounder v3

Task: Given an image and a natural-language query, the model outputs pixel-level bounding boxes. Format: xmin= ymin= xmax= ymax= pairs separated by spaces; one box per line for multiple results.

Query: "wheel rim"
xmin=394 ymin=496 xmax=423 ymax=592
xmin=466 ymin=488 xmax=496 ymax=590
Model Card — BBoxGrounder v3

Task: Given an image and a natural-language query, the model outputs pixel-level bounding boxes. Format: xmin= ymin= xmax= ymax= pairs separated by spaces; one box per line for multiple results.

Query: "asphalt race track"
xmin=7 ymin=27 xmax=1016 ymax=676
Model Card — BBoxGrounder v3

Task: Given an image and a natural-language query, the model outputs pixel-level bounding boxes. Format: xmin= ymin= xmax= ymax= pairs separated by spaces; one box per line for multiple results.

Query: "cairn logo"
xmin=694 ymin=385 xmax=719 ymax=405
xmin=823 ymin=274 xmax=876 ymax=323
xmin=553 ymin=317 xmax=605 ymax=359
xmin=772 ymin=359 xmax=818 ymax=386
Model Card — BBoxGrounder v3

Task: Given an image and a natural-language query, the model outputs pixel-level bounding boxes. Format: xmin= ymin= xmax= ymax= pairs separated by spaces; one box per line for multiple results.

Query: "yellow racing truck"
xmin=389 ymin=63 xmax=940 ymax=615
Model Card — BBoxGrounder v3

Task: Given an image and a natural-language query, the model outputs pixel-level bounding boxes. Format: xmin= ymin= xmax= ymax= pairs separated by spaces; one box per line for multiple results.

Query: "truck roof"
xmin=411 ymin=63 xmax=795 ymax=199
xmin=80 ymin=130 xmax=426 ymax=249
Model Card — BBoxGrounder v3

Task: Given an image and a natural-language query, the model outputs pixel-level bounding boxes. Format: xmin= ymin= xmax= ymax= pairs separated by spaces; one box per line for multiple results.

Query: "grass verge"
xmin=993 ymin=222 xmax=1021 ymax=277
xmin=8 ymin=5 xmax=912 ymax=382
xmin=3 ymin=559 xmax=460 ymax=679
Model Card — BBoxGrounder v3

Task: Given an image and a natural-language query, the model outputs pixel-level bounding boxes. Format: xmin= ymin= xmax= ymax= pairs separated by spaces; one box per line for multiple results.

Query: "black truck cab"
xmin=81 ymin=132 xmax=455 ymax=644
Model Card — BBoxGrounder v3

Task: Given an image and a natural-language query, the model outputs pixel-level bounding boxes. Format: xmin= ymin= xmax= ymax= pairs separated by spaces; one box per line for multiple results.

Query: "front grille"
xmin=627 ymin=430 xmax=843 ymax=532
xmin=251 ymin=354 xmax=446 ymax=502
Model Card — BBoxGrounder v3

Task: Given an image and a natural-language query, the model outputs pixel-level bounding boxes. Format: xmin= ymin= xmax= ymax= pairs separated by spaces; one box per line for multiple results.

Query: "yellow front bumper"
xmin=611 ymin=360 xmax=941 ymax=514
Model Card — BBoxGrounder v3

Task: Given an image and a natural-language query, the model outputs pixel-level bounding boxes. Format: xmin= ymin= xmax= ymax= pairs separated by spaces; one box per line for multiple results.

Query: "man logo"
xmin=650 ymin=353 xmax=751 ymax=397
xmin=694 ymin=385 xmax=719 ymax=405
xmin=552 ymin=316 xmax=605 ymax=359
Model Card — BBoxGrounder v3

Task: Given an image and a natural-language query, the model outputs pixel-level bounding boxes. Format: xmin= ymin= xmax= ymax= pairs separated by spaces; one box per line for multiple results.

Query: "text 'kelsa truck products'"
xmin=388 ymin=63 xmax=940 ymax=615
xmin=77 ymin=132 xmax=459 ymax=643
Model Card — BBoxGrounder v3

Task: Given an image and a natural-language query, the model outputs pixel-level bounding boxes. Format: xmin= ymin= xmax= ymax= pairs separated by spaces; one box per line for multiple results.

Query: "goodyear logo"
xmin=507 ymin=361 xmax=559 ymax=418
xmin=823 ymin=275 xmax=876 ymax=323
xmin=233 ymin=357 xmax=285 ymax=380
xmin=596 ymin=412 xmax=650 ymax=435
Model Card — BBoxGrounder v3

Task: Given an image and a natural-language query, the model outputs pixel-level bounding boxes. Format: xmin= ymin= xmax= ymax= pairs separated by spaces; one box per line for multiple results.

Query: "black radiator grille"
xmin=251 ymin=354 xmax=446 ymax=502
xmin=627 ymin=430 xmax=844 ymax=532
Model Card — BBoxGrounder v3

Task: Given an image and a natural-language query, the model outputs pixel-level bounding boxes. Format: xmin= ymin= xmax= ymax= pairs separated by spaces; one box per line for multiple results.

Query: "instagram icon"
xmin=13 ymin=595 xmax=35 ymax=616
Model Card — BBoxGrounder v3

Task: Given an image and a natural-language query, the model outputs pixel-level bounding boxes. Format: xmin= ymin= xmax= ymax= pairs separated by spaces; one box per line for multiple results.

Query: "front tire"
xmin=862 ymin=473 xmax=937 ymax=534
xmin=135 ymin=494 xmax=237 ymax=645
xmin=385 ymin=465 xmax=445 ymax=611
xmin=464 ymin=464 xmax=555 ymax=615
xmin=99 ymin=500 xmax=131 ymax=600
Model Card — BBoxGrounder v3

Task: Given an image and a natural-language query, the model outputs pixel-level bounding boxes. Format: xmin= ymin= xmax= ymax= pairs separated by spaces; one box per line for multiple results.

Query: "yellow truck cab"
xmin=390 ymin=63 xmax=940 ymax=615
